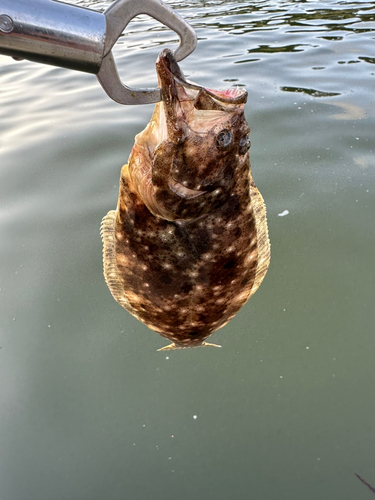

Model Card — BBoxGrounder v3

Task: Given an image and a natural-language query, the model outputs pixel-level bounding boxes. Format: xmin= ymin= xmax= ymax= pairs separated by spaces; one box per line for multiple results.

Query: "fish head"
xmin=128 ymin=49 xmax=251 ymax=221
xmin=156 ymin=49 xmax=250 ymax=191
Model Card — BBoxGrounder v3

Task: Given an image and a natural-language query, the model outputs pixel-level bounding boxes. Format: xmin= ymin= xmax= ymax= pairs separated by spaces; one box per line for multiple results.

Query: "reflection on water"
xmin=329 ymin=101 xmax=368 ymax=119
xmin=280 ymin=86 xmax=340 ymax=97
xmin=1 ymin=1 xmax=375 ymax=500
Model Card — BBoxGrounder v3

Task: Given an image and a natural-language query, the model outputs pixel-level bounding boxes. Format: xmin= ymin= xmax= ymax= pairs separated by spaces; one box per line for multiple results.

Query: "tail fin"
xmin=158 ymin=342 xmax=222 ymax=352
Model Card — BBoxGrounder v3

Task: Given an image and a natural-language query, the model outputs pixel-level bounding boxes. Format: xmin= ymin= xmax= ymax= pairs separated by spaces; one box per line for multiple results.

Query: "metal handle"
xmin=0 ymin=0 xmax=106 ymax=73
xmin=0 ymin=0 xmax=197 ymax=105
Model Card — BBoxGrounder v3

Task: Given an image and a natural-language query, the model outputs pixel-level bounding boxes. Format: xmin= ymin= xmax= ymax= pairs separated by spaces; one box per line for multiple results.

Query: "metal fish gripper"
xmin=0 ymin=0 xmax=197 ymax=104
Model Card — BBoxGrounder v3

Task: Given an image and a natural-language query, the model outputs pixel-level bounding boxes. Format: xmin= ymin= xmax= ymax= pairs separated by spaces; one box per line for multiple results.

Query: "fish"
xmin=101 ymin=48 xmax=270 ymax=350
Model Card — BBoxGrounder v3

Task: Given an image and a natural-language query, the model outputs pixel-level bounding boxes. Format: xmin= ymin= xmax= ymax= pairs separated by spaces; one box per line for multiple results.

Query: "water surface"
xmin=0 ymin=1 xmax=374 ymax=499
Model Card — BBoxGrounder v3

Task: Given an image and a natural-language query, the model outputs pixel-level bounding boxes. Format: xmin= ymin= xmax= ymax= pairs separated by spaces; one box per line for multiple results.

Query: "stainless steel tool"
xmin=0 ymin=0 xmax=197 ymax=104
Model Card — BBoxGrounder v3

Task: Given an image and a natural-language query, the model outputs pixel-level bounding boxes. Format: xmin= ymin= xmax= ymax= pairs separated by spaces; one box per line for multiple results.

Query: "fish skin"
xmin=101 ymin=49 xmax=270 ymax=349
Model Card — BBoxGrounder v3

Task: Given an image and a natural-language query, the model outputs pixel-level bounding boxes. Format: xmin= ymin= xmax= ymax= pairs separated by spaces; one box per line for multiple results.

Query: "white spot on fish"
xmin=118 ymin=255 xmax=127 ymax=265
xmin=278 ymin=210 xmax=289 ymax=217
xmin=202 ymin=253 xmax=213 ymax=261
xmin=236 ymin=291 xmax=248 ymax=302
xmin=245 ymin=253 xmax=255 ymax=263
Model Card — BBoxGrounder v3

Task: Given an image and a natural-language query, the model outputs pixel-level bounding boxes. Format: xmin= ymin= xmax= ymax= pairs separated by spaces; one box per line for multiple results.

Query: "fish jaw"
xmin=155 ymin=48 xmax=248 ymax=143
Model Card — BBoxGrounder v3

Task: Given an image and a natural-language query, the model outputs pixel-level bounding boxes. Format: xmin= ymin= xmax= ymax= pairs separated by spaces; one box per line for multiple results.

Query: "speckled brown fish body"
xmin=101 ymin=49 xmax=270 ymax=349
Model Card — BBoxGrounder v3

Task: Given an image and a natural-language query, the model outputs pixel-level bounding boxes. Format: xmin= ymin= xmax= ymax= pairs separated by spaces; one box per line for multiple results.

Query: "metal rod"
xmin=0 ymin=0 xmax=106 ymax=74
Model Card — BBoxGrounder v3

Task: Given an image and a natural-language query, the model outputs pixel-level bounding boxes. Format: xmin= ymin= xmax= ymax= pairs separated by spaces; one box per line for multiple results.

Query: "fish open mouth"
xmin=156 ymin=48 xmax=247 ymax=110
xmin=173 ymin=75 xmax=248 ymax=106
xmin=151 ymin=49 xmax=247 ymax=197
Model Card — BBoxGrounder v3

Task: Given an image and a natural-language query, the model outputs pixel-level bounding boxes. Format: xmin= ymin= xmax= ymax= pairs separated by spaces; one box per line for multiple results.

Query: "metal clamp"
xmin=0 ymin=0 xmax=197 ymax=105
xmin=99 ymin=0 xmax=197 ymax=104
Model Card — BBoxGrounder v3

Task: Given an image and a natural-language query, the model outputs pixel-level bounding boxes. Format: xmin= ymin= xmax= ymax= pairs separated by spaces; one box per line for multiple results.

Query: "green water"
xmin=1 ymin=1 xmax=374 ymax=499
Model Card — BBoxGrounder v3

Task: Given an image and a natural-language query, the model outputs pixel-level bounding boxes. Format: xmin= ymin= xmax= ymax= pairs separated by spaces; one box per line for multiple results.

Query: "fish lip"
xmin=156 ymin=49 xmax=190 ymax=102
xmin=156 ymin=49 xmax=188 ymax=84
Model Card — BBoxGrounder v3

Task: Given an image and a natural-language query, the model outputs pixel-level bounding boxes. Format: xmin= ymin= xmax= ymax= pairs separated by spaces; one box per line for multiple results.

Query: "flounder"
xmin=101 ymin=49 xmax=270 ymax=350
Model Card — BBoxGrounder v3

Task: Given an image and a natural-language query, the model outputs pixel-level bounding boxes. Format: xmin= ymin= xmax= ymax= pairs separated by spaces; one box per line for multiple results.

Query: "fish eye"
xmin=239 ymin=135 xmax=251 ymax=155
xmin=216 ymin=129 xmax=233 ymax=150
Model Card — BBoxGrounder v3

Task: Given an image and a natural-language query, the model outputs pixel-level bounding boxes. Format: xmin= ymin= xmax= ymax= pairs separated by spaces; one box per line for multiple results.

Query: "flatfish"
xmin=101 ymin=49 xmax=270 ymax=350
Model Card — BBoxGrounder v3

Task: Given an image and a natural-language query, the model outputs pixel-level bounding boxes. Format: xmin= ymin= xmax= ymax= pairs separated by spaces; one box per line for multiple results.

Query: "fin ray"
xmin=248 ymin=176 xmax=271 ymax=297
xmin=158 ymin=342 xmax=222 ymax=351
xmin=100 ymin=210 xmax=136 ymax=314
